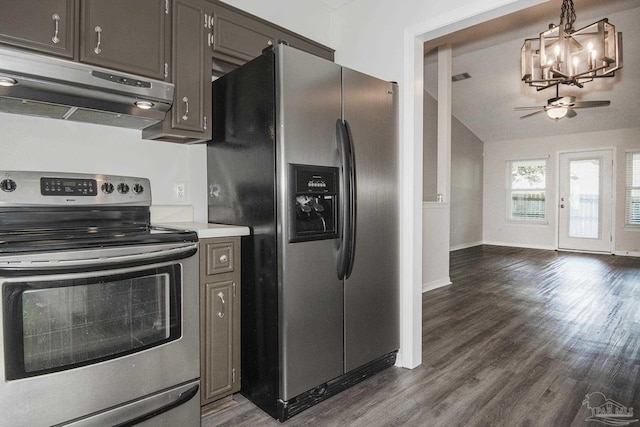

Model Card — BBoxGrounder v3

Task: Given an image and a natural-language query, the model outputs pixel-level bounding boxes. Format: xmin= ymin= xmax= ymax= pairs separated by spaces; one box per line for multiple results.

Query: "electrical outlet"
xmin=174 ymin=182 xmax=186 ymax=201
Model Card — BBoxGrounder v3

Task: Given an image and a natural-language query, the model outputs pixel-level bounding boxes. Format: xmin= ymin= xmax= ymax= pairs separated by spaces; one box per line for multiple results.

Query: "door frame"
xmin=555 ymin=148 xmax=616 ymax=253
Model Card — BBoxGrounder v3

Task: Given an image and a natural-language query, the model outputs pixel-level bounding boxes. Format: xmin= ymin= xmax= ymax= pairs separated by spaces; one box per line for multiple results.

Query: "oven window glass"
xmin=3 ymin=265 xmax=181 ymax=380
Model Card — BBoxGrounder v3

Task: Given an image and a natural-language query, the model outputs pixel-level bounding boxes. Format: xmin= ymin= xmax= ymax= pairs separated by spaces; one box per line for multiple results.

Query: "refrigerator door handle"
xmin=336 ymin=119 xmax=357 ymax=280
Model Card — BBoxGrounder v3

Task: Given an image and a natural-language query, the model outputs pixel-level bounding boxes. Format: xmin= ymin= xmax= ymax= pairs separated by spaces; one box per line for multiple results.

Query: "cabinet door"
xmin=0 ymin=0 xmax=75 ymax=58
xmin=202 ymin=279 xmax=235 ymax=402
xmin=171 ymin=0 xmax=211 ymax=134
xmin=211 ymin=6 xmax=278 ymax=65
xmin=80 ymin=0 xmax=167 ymax=80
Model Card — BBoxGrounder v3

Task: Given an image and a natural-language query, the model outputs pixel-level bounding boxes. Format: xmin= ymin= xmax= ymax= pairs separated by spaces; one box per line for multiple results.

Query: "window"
xmin=508 ymin=159 xmax=547 ymax=221
xmin=626 ymin=151 xmax=640 ymax=226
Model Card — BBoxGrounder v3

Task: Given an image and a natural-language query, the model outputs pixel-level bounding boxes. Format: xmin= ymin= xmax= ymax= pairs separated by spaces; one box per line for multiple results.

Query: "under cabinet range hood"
xmin=0 ymin=46 xmax=174 ymax=130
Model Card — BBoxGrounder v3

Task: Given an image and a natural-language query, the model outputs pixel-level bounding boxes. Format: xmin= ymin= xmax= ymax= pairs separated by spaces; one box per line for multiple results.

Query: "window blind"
xmin=625 ymin=151 xmax=640 ymax=226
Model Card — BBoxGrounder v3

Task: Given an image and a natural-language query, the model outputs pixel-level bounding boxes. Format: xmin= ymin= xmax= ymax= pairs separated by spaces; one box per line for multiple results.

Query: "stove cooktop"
xmin=0 ymin=225 xmax=198 ymax=255
xmin=0 ymin=171 xmax=198 ymax=255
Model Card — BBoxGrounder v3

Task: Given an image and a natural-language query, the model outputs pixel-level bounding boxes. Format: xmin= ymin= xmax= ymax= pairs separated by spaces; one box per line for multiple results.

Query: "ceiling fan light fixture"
xmin=520 ymin=0 xmax=622 ymax=91
xmin=546 ymin=106 xmax=568 ymax=120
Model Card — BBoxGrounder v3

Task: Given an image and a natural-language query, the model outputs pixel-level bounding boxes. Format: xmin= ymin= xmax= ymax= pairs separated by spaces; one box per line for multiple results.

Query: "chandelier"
xmin=521 ymin=0 xmax=622 ymax=91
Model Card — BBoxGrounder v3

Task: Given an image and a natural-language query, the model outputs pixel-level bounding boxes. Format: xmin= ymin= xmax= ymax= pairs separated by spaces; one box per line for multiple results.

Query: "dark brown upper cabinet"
xmin=143 ymin=0 xmax=212 ymax=143
xmin=209 ymin=1 xmax=334 ymax=68
xmin=210 ymin=5 xmax=279 ymax=65
xmin=0 ymin=0 xmax=76 ymax=59
xmin=79 ymin=0 xmax=169 ymax=80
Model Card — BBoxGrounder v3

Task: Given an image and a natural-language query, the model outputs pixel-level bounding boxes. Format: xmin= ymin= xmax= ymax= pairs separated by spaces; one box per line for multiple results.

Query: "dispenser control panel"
xmin=289 ymin=164 xmax=339 ymax=243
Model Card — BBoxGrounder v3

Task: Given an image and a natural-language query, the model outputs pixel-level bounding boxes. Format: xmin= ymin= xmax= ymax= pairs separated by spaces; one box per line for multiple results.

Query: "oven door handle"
xmin=113 ymin=383 xmax=199 ymax=427
xmin=0 ymin=242 xmax=198 ymax=271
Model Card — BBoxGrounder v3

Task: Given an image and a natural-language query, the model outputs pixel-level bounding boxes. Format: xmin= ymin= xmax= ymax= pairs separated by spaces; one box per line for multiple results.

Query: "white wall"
xmin=422 ymin=204 xmax=451 ymax=291
xmin=483 ymin=126 xmax=640 ymax=254
xmin=451 ymin=110 xmax=484 ymax=250
xmin=0 ymin=113 xmax=209 ymax=221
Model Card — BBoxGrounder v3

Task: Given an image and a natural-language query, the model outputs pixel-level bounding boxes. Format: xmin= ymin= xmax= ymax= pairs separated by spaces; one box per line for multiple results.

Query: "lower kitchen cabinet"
xmin=199 ymin=237 xmax=241 ymax=408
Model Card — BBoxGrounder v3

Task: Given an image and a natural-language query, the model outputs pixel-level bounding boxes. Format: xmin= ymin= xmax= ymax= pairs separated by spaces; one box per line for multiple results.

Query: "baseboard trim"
xmin=480 ymin=242 xmax=639 ymax=257
xmin=450 ymin=241 xmax=483 ymax=252
xmin=422 ymin=277 xmax=452 ymax=293
xmin=613 ymin=250 xmax=640 ymax=258
xmin=481 ymin=241 xmax=556 ymax=251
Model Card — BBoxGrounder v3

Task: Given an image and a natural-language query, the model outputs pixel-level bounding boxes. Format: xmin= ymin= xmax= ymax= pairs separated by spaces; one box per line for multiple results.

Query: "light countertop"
xmin=155 ymin=222 xmax=250 ymax=239
xmin=150 ymin=206 xmax=249 ymax=239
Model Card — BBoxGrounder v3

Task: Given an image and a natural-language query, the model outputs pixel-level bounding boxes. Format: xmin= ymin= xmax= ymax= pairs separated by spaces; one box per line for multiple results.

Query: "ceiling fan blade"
xmin=514 ymin=106 xmax=545 ymax=111
xmin=519 ymin=109 xmax=545 ymax=119
xmin=571 ymin=100 xmax=611 ymax=108
xmin=555 ymin=96 xmax=576 ymax=106
xmin=566 ymin=109 xmax=578 ymax=118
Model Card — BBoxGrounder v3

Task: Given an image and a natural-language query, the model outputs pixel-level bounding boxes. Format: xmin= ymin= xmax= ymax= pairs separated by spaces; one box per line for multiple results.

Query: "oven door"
xmin=0 ymin=242 xmax=200 ymax=427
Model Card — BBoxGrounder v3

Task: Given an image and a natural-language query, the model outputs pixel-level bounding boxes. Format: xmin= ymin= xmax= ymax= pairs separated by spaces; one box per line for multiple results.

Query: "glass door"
xmin=3 ymin=265 xmax=182 ymax=380
xmin=558 ymin=150 xmax=613 ymax=252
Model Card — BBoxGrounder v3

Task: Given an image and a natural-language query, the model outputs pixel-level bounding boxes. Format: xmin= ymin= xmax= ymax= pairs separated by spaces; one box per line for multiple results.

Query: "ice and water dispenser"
xmin=289 ymin=164 xmax=339 ymax=242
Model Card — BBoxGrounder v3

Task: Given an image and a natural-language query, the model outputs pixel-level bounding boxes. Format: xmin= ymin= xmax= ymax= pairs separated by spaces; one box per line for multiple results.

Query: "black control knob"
xmin=132 ymin=183 xmax=144 ymax=194
xmin=117 ymin=183 xmax=130 ymax=194
xmin=0 ymin=179 xmax=16 ymax=192
xmin=101 ymin=182 xmax=114 ymax=194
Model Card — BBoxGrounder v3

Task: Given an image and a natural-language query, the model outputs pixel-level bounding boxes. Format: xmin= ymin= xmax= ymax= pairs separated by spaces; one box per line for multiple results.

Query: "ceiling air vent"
xmin=452 ymin=72 xmax=471 ymax=82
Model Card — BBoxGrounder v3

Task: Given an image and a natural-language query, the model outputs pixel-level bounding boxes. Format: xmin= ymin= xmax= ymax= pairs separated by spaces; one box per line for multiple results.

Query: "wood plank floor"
xmin=201 ymin=245 xmax=640 ymax=426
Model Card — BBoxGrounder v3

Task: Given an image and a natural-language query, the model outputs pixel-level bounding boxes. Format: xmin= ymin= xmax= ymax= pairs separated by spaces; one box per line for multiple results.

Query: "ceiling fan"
xmin=514 ymin=86 xmax=610 ymax=120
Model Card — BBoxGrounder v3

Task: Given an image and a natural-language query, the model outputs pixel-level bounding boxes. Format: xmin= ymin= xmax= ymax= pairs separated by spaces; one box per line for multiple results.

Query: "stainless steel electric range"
xmin=0 ymin=171 xmax=200 ymax=427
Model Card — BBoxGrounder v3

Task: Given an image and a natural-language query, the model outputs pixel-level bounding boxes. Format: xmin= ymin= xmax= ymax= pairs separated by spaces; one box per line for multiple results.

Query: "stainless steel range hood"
xmin=0 ymin=46 xmax=174 ymax=130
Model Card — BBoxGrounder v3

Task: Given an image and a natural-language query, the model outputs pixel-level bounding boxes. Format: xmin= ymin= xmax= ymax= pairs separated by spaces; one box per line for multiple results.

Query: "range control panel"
xmin=0 ymin=171 xmax=151 ymax=206
xmin=41 ymin=177 xmax=98 ymax=196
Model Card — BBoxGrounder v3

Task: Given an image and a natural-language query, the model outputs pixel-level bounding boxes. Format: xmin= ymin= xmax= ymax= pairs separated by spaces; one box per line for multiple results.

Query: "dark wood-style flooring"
xmin=201 ymin=245 xmax=640 ymax=426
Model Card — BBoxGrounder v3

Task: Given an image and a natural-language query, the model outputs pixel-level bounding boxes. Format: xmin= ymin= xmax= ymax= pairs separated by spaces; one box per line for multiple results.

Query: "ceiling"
xmin=424 ymin=0 xmax=640 ymax=143
xmin=317 ymin=0 xmax=354 ymax=9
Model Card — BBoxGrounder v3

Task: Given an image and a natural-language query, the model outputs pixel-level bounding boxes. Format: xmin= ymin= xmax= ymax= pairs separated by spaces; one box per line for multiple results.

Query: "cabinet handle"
xmin=219 ymin=254 xmax=228 ymax=264
xmin=94 ymin=26 xmax=102 ymax=54
xmin=182 ymin=96 xmax=189 ymax=121
xmin=52 ymin=14 xmax=61 ymax=44
xmin=217 ymin=292 xmax=226 ymax=318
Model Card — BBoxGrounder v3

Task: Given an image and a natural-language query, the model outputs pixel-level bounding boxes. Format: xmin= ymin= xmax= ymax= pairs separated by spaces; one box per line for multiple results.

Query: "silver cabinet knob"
xmin=219 ymin=254 xmax=228 ymax=264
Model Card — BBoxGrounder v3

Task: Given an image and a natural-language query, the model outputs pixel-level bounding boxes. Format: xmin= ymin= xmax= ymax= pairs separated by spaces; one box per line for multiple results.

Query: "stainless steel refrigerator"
xmin=207 ymin=44 xmax=399 ymax=421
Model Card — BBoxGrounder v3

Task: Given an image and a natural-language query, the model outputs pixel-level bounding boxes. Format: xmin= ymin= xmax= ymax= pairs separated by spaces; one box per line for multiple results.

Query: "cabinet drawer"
xmin=206 ymin=241 xmax=235 ymax=275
